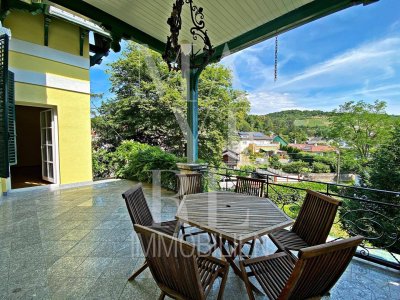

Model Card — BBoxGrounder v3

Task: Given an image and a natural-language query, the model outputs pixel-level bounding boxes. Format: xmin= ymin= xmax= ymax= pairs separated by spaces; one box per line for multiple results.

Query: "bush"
xmin=269 ymin=155 xmax=282 ymax=170
xmin=124 ymin=143 xmax=183 ymax=190
xmin=290 ymin=152 xmax=336 ymax=172
xmin=312 ymin=162 xmax=331 ymax=173
xmin=92 ymin=141 xmax=183 ymax=189
xmin=282 ymin=161 xmax=310 ymax=174
xmin=92 ymin=148 xmax=115 ymax=179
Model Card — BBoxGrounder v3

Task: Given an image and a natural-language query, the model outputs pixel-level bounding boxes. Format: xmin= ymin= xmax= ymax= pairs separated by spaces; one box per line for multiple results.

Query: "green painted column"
xmin=186 ymin=68 xmax=200 ymax=163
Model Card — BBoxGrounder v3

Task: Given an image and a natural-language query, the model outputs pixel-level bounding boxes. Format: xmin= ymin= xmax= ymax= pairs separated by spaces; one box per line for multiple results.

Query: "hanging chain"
xmin=274 ymin=35 xmax=278 ymax=82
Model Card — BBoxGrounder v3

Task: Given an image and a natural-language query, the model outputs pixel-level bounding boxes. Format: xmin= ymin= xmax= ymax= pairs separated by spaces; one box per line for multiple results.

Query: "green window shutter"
xmin=0 ymin=34 xmax=9 ymax=178
xmin=8 ymin=71 xmax=16 ymax=166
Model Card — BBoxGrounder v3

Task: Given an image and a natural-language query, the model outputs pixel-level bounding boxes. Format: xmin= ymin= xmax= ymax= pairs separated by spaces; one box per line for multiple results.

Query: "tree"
xmin=92 ymin=42 xmax=250 ymax=164
xmin=340 ymin=122 xmax=400 ymax=253
xmin=329 ymin=100 xmax=391 ymax=162
xmin=367 ymin=122 xmax=400 ymax=191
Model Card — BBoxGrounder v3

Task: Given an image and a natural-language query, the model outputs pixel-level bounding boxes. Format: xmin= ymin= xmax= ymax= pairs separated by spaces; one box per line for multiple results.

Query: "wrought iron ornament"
xmin=163 ymin=0 xmax=214 ymax=72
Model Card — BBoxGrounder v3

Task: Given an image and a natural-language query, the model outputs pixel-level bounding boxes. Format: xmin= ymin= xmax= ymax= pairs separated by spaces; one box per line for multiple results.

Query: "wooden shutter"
xmin=8 ymin=71 xmax=16 ymax=165
xmin=0 ymin=34 xmax=9 ymax=178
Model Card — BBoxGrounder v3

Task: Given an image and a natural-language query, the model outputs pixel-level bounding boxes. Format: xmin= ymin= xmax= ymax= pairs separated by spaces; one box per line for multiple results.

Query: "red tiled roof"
xmin=289 ymin=144 xmax=335 ymax=152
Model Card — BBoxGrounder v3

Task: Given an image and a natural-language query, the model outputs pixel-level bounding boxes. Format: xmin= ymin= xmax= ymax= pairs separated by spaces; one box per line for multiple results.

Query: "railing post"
xmin=225 ymin=167 xmax=228 ymax=191
xmin=266 ymin=175 xmax=269 ymax=198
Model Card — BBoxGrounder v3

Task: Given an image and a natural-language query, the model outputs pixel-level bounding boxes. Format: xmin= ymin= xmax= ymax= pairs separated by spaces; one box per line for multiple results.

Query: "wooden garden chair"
xmin=240 ymin=235 xmax=363 ymax=300
xmin=122 ymin=184 xmax=180 ymax=280
xmin=134 ymin=224 xmax=229 ymax=300
xmin=176 ymin=173 xmax=202 ymax=201
xmin=235 ymin=176 xmax=265 ymax=197
xmin=176 ymin=173 xmax=213 ymax=243
xmin=269 ymin=190 xmax=342 ymax=253
xmin=234 ymin=176 xmax=266 ymax=255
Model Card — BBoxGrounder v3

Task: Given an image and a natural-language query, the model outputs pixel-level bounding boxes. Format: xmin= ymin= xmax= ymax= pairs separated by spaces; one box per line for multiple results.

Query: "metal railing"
xmin=203 ymin=165 xmax=400 ymax=270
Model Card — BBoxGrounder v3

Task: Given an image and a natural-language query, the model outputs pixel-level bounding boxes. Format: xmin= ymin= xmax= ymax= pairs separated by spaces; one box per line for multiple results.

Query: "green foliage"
xmin=282 ymin=161 xmax=310 ymax=174
xmin=340 ymin=122 xmax=400 ymax=253
xmin=92 ymin=141 xmax=182 ymax=189
xmin=239 ymin=165 xmax=256 ymax=176
xmin=340 ymin=150 xmax=361 ymax=173
xmin=92 ymin=148 xmax=114 ymax=179
xmin=92 ymin=42 xmax=250 ymax=165
xmin=312 ymin=162 xmax=331 ymax=173
xmin=329 ymin=100 xmax=392 ymax=161
xmin=367 ymin=122 xmax=400 ymax=191
xmin=269 ymin=155 xmax=282 ymax=169
xmin=280 ymin=145 xmax=301 ymax=154
xmin=239 ymin=110 xmax=333 ymax=140
xmin=289 ymin=152 xmax=336 ymax=172
xmin=293 ymin=118 xmax=330 ymax=127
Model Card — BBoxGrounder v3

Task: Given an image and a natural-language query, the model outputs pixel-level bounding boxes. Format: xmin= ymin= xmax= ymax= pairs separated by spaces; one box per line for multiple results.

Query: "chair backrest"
xmin=122 ymin=184 xmax=154 ymax=227
xmin=134 ymin=224 xmax=205 ymax=300
xmin=279 ymin=235 xmax=363 ymax=299
xmin=291 ymin=190 xmax=341 ymax=246
xmin=176 ymin=173 xmax=202 ymax=200
xmin=234 ymin=176 xmax=265 ymax=197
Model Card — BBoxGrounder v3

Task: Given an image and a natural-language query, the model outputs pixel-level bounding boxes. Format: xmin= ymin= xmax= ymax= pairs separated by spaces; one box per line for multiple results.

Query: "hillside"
xmin=240 ymin=110 xmax=334 ymax=142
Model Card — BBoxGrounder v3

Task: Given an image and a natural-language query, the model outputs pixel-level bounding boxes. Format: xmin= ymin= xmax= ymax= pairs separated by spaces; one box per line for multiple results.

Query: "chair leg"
xmin=217 ymin=268 xmax=229 ymax=300
xmin=248 ymin=239 xmax=256 ymax=256
xmin=158 ymin=291 xmax=166 ymax=300
xmin=208 ymin=233 xmax=214 ymax=244
xmin=240 ymin=262 xmax=256 ymax=300
xmin=128 ymin=261 xmax=148 ymax=281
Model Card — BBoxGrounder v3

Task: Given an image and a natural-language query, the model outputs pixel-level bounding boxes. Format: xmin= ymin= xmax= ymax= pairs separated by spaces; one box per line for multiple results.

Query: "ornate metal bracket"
xmin=79 ymin=27 xmax=88 ymax=56
xmin=163 ymin=0 xmax=214 ymax=72
xmin=44 ymin=16 xmax=51 ymax=46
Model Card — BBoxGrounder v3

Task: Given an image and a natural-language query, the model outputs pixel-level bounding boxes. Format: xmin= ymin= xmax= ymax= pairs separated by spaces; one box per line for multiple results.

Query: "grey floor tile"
xmin=84 ymin=277 xmax=127 ymax=300
xmin=119 ymin=278 xmax=160 ymax=300
xmin=74 ymin=257 xmax=112 ymax=278
xmin=8 ymin=281 xmax=51 ymax=300
xmin=51 ymin=276 xmax=99 ymax=299
xmin=0 ymin=179 xmax=398 ymax=300
xmin=65 ymin=240 xmax=101 ymax=257
xmin=46 ymin=256 xmax=86 ymax=277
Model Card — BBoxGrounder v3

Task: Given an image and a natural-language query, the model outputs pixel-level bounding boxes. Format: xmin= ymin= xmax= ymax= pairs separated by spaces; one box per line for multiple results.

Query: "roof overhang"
xmin=46 ymin=0 xmax=377 ymax=62
xmin=2 ymin=0 xmax=378 ymax=61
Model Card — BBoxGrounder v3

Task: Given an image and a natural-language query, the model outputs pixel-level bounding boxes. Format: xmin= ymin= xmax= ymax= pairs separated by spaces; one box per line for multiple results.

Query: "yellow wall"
xmin=3 ymin=10 xmax=93 ymax=186
xmin=4 ymin=10 xmax=89 ymax=57
xmin=16 ymin=83 xmax=92 ymax=184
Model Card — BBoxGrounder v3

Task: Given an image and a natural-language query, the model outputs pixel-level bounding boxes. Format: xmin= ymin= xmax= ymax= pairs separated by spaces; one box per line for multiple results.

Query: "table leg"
xmin=173 ymin=221 xmax=182 ymax=238
xmin=214 ymin=236 xmax=263 ymax=294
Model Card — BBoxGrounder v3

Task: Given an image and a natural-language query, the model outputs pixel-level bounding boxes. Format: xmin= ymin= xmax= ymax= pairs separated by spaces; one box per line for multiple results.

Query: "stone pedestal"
xmin=176 ymin=163 xmax=208 ymax=174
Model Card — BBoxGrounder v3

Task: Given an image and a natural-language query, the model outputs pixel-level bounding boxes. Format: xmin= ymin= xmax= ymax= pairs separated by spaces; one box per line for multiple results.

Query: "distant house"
xmin=222 ymin=150 xmax=240 ymax=168
xmin=289 ymin=144 xmax=336 ymax=154
xmin=306 ymin=137 xmax=329 ymax=145
xmin=273 ymin=135 xmax=288 ymax=147
xmin=235 ymin=132 xmax=287 ymax=154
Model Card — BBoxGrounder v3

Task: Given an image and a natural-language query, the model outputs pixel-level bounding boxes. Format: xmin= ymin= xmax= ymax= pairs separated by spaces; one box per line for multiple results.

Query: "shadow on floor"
xmin=10 ymin=166 xmax=51 ymax=189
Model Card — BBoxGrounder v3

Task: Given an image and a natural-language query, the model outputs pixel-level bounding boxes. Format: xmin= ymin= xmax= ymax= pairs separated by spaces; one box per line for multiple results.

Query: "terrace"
xmin=1 ymin=1 xmax=399 ymax=299
xmin=0 ymin=179 xmax=398 ymax=299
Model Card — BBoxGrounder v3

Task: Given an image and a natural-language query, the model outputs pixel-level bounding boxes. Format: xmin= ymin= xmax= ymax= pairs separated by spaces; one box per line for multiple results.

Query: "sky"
xmin=90 ymin=0 xmax=400 ymax=115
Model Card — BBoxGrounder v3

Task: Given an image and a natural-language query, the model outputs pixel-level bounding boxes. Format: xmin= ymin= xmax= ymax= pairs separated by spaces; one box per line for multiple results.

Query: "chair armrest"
xmin=284 ymin=248 xmax=299 ymax=263
xmin=240 ymin=252 xmax=289 ymax=267
xmin=198 ymin=253 xmax=229 ymax=268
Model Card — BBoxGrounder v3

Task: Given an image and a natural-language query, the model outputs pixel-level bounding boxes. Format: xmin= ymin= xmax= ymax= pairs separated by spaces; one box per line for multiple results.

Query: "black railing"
xmin=203 ymin=165 xmax=400 ymax=270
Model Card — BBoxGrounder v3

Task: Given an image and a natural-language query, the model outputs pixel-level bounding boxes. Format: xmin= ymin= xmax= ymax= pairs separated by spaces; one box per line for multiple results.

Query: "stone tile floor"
xmin=0 ymin=179 xmax=398 ymax=299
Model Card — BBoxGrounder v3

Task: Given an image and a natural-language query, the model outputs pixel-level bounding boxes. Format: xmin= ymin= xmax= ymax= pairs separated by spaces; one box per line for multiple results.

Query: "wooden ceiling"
xmin=48 ymin=0 xmax=376 ymax=62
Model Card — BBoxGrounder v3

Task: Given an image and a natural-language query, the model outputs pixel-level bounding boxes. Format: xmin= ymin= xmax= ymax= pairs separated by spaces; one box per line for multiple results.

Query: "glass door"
xmin=40 ymin=109 xmax=56 ymax=183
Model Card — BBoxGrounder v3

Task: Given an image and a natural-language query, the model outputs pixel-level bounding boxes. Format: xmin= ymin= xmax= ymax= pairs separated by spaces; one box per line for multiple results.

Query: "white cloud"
xmin=224 ymin=33 xmax=400 ymax=115
xmin=247 ymin=92 xmax=306 ymax=114
xmin=273 ymin=36 xmax=400 ymax=91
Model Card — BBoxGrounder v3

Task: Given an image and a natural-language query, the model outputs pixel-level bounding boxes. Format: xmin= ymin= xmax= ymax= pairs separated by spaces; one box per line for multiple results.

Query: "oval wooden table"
xmin=175 ymin=191 xmax=294 ymax=291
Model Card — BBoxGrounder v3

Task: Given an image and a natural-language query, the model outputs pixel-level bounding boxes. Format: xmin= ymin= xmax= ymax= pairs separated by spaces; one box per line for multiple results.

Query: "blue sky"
xmin=90 ymin=0 xmax=400 ymax=115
